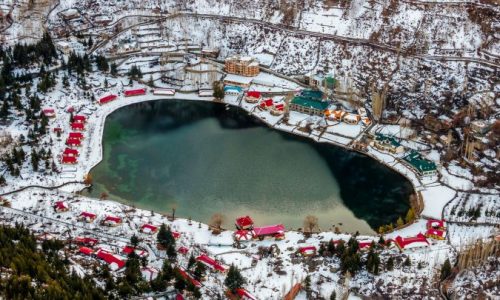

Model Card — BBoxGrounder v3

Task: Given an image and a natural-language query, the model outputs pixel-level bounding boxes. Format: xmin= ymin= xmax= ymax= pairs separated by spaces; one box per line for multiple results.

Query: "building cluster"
xmin=224 ymin=56 xmax=260 ymax=77
xmin=233 ymin=216 xmax=286 ymax=242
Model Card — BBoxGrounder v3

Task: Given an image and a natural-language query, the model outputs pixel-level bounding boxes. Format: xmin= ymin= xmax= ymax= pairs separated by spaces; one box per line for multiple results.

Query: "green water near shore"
xmin=84 ymin=100 xmax=412 ymax=234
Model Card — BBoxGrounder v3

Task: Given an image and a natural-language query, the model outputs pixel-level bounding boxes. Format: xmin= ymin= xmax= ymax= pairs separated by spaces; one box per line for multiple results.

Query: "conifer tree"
xmin=386 ymin=257 xmax=394 ymax=271
xmin=440 ymin=258 xmax=452 ymax=280
xmin=224 ymin=265 xmax=245 ymax=293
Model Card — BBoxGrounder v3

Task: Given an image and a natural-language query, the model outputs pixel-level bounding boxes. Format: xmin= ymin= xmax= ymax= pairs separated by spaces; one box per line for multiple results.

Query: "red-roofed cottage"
xmin=122 ymin=246 xmax=148 ymax=258
xmin=79 ymin=246 xmax=94 ymax=256
xmin=244 ymin=91 xmax=262 ymax=103
xmin=394 ymin=233 xmax=430 ymax=251
xmin=74 ymin=236 xmax=99 ymax=247
xmin=73 ymin=115 xmax=86 ymax=123
xmin=124 ymin=88 xmax=147 ymax=97
xmin=175 ymin=267 xmax=202 ymax=287
xmin=298 ymin=246 xmax=317 ymax=256
xmin=253 ymin=224 xmax=285 ymax=240
xmin=96 ymin=249 xmax=126 ymax=270
xmin=69 ymin=132 xmax=84 ymax=140
xmin=63 ymin=148 xmax=79 ymax=157
xmin=61 ymin=155 xmax=77 ymax=164
xmin=234 ymin=230 xmax=254 ymax=242
xmin=235 ymin=216 xmax=254 ymax=230
xmin=66 ymin=137 xmax=81 ymax=147
xmin=79 ymin=212 xmax=97 ymax=223
xmin=177 ymin=246 xmax=189 ymax=255
xmin=71 ymin=122 xmax=85 ymax=131
xmin=140 ymin=224 xmax=158 ymax=234
xmin=196 ymin=254 xmax=227 ymax=272
xmin=54 ymin=201 xmax=70 ymax=212
xmin=42 ymin=108 xmax=56 ymax=118
xmin=99 ymin=94 xmax=118 ymax=105
xmin=102 ymin=216 xmax=122 ymax=227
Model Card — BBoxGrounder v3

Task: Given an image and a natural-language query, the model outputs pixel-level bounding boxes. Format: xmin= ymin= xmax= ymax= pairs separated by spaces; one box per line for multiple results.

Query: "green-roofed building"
xmin=290 ymin=90 xmax=329 ymax=116
xmin=372 ymin=134 xmax=405 ymax=154
xmin=403 ymin=150 xmax=437 ymax=177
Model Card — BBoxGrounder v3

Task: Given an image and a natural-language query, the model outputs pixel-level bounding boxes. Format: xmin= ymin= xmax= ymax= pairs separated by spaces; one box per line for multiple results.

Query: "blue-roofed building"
xmin=224 ymin=85 xmax=243 ymax=95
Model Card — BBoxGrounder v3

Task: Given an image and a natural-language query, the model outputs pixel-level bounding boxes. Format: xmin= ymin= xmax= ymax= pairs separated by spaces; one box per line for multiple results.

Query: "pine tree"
xmin=330 ymin=291 xmax=336 ymax=300
xmin=110 ymin=63 xmax=118 ymax=76
xmin=404 ymin=256 xmax=411 ymax=267
xmin=130 ymin=234 xmax=139 ymax=248
xmin=386 ymin=257 xmax=394 ymax=271
xmin=187 ymin=254 xmax=196 ymax=269
xmin=224 ymin=265 xmax=245 ymax=293
xmin=193 ymin=262 xmax=206 ymax=281
xmin=327 ymin=239 xmax=336 ymax=256
xmin=440 ymin=258 xmax=452 ymax=281
xmin=31 ymin=149 xmax=39 ymax=171
xmin=157 ymin=224 xmax=175 ymax=249
xmin=0 ymin=175 xmax=6 ymax=185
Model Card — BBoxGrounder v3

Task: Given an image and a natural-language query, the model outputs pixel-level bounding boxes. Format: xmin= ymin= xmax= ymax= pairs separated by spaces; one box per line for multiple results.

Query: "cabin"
xmin=196 ymin=254 xmax=227 ymax=272
xmin=244 ymin=91 xmax=262 ymax=103
xmin=74 ymin=236 xmax=99 ymax=247
xmin=343 ymin=113 xmax=361 ymax=125
xmin=61 ymin=155 xmax=77 ymax=164
xmin=175 ymin=267 xmax=201 ymax=287
xmin=140 ymin=223 xmax=158 ymax=234
xmin=393 ymin=233 xmax=429 ymax=251
xmin=54 ymin=201 xmax=70 ymax=212
xmin=122 ymin=246 xmax=148 ymax=258
xmin=235 ymin=216 xmax=254 ymax=230
xmin=427 ymin=219 xmax=446 ymax=230
xmin=69 ymin=132 xmax=83 ymax=140
xmin=124 ymin=88 xmax=146 ymax=97
xmin=79 ymin=246 xmax=94 ymax=256
xmin=42 ymin=108 xmax=56 ymax=118
xmin=271 ymin=103 xmax=285 ymax=116
xmin=259 ymin=99 xmax=274 ymax=110
xmin=172 ymin=231 xmax=181 ymax=239
xmin=96 ymin=249 xmax=126 ymax=270
xmin=153 ymin=88 xmax=176 ymax=96
xmin=234 ymin=229 xmax=254 ymax=242
xmin=63 ymin=148 xmax=79 ymax=157
xmin=79 ymin=212 xmax=97 ymax=223
xmin=177 ymin=246 xmax=189 ymax=255
xmin=99 ymin=94 xmax=118 ymax=105
xmin=298 ymin=246 xmax=317 ymax=256
xmin=71 ymin=122 xmax=85 ymax=131
xmin=66 ymin=138 xmax=81 ymax=147
xmin=425 ymin=219 xmax=446 ymax=240
xmin=358 ymin=241 xmax=375 ymax=251
xmin=141 ymin=267 xmax=159 ymax=281
xmin=73 ymin=115 xmax=86 ymax=123
xmin=253 ymin=224 xmax=285 ymax=240
xmin=102 ymin=216 xmax=122 ymax=227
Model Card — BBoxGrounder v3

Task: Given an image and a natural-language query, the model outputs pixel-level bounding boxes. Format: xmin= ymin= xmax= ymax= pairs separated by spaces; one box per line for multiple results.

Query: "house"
xmin=471 ymin=120 xmax=490 ymax=135
xmin=66 ymin=138 xmax=81 ymax=147
xmin=361 ymin=117 xmax=372 ymax=126
xmin=102 ymin=216 xmax=122 ymax=226
xmin=153 ymin=88 xmax=176 ymax=96
xmin=343 ymin=113 xmax=361 ymax=125
xmin=233 ymin=230 xmax=254 ymax=242
xmin=175 ymin=267 xmax=201 ymax=287
xmin=73 ymin=115 xmax=86 ymax=123
xmin=56 ymin=41 xmax=72 ymax=55
xmin=270 ymin=103 xmax=285 ymax=116
xmin=244 ymin=91 xmax=262 ymax=103
xmin=42 ymin=108 xmax=56 ymax=118
xmin=196 ymin=254 xmax=227 ymax=272
xmin=393 ymin=233 xmax=430 ymax=251
xmin=425 ymin=228 xmax=446 ymax=240
xmin=371 ymin=134 xmax=405 ymax=154
xmin=259 ymin=99 xmax=274 ymax=110
xmin=172 ymin=231 xmax=181 ymax=239
xmin=69 ymin=132 xmax=83 ymax=140
xmin=224 ymin=85 xmax=243 ymax=95
xmin=79 ymin=246 xmax=94 ymax=256
xmin=403 ymin=151 xmax=437 ymax=177
xmin=253 ymin=224 xmax=286 ymax=240
xmin=141 ymin=267 xmax=159 ymax=281
xmin=99 ymin=94 xmax=118 ymax=105
xmin=235 ymin=289 xmax=257 ymax=300
xmin=96 ymin=249 xmax=126 ymax=270
xmin=79 ymin=212 xmax=97 ymax=223
xmin=358 ymin=241 xmax=375 ymax=251
xmin=61 ymin=155 xmax=77 ymax=164
xmin=298 ymin=246 xmax=317 ymax=256
xmin=235 ymin=216 xmax=254 ymax=230
xmin=71 ymin=122 xmax=85 ymax=131
xmin=124 ymin=88 xmax=146 ymax=97
xmin=122 ymin=246 xmax=148 ymax=258
xmin=54 ymin=201 xmax=69 ymax=212
xmin=289 ymin=90 xmax=328 ymax=116
xmin=74 ymin=236 xmax=99 ymax=247
xmin=224 ymin=55 xmax=260 ymax=77
xmin=63 ymin=148 xmax=79 ymax=157
xmin=198 ymin=89 xmax=214 ymax=97
xmin=223 ymin=74 xmax=253 ymax=89
xmin=140 ymin=223 xmax=158 ymax=234
xmin=177 ymin=246 xmax=189 ymax=255
xmin=426 ymin=219 xmax=446 ymax=230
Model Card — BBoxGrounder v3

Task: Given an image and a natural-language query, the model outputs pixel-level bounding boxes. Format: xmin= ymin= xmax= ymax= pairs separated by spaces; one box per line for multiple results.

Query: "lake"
xmin=84 ymin=100 xmax=413 ymax=234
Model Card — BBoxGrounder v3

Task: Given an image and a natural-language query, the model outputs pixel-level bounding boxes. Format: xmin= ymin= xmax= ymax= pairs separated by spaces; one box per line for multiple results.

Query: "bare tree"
xmin=303 ymin=215 xmax=319 ymax=234
xmin=210 ymin=213 xmax=224 ymax=233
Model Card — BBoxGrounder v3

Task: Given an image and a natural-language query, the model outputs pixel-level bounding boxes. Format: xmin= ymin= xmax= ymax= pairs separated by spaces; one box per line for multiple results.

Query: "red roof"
xmin=259 ymin=99 xmax=274 ymax=108
xmin=177 ymin=246 xmax=189 ymax=254
xmin=66 ymin=106 xmax=75 ymax=113
xmin=394 ymin=233 xmax=429 ymax=250
xmin=274 ymin=103 xmax=285 ymax=110
xmin=234 ymin=230 xmax=254 ymax=241
xmin=176 ymin=267 xmax=201 ymax=287
xmin=172 ymin=231 xmax=181 ymax=239
xmin=96 ymin=249 xmax=126 ymax=269
xmin=140 ymin=224 xmax=158 ymax=233
xmin=236 ymin=289 xmax=257 ymax=300
xmin=63 ymin=148 xmax=79 ymax=156
xmin=299 ymin=246 xmax=317 ymax=254
xmin=79 ymin=246 xmax=94 ymax=255
xmin=69 ymin=132 xmax=83 ymax=139
xmin=426 ymin=219 xmax=445 ymax=229
xmin=196 ymin=254 xmax=227 ymax=272
xmin=253 ymin=224 xmax=285 ymax=237
xmin=99 ymin=94 xmax=118 ymax=104
xmin=62 ymin=155 xmax=77 ymax=164
xmin=53 ymin=127 xmax=63 ymax=132
xmin=74 ymin=236 xmax=98 ymax=246
xmin=426 ymin=228 xmax=446 ymax=238
xmin=66 ymin=138 xmax=81 ymax=146
xmin=43 ymin=108 xmax=56 ymax=116
xmin=80 ymin=212 xmax=97 ymax=219
xmin=124 ymin=88 xmax=147 ymax=97
xmin=246 ymin=91 xmax=261 ymax=98
xmin=71 ymin=122 xmax=85 ymax=131
xmin=73 ymin=115 xmax=86 ymax=122
xmin=176 ymin=294 xmax=185 ymax=300
xmin=105 ymin=216 xmax=122 ymax=223
xmin=54 ymin=201 xmax=69 ymax=210
xmin=235 ymin=216 xmax=254 ymax=228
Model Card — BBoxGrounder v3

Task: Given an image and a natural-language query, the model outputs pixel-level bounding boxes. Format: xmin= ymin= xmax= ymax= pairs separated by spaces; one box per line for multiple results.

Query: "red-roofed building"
xmin=175 ymin=267 xmax=202 ymax=287
xmin=234 ymin=230 xmax=254 ymax=242
xmin=177 ymin=246 xmax=189 ymax=255
xmin=172 ymin=231 xmax=181 ymax=239
xmin=66 ymin=106 xmax=75 ymax=113
xmin=79 ymin=246 xmax=94 ymax=256
xmin=63 ymin=148 xmax=79 ymax=157
xmin=74 ymin=237 xmax=99 ymax=247
xmin=426 ymin=219 xmax=446 ymax=230
xmin=425 ymin=228 xmax=446 ymax=240
xmin=62 ymin=155 xmax=77 ymax=164
xmin=394 ymin=233 xmax=429 ymax=251
xmin=235 ymin=216 xmax=254 ymax=230
xmin=122 ymin=246 xmax=149 ymax=258
xmin=140 ymin=224 xmax=158 ymax=234
xmin=124 ymin=88 xmax=147 ymax=97
xmin=259 ymin=98 xmax=274 ymax=110
xmin=71 ymin=122 xmax=85 ymax=131
xmin=99 ymin=94 xmax=118 ymax=105
xmin=54 ymin=201 xmax=70 ymax=212
xmin=73 ymin=115 xmax=86 ymax=123
xmin=53 ymin=127 xmax=63 ymax=133
xmin=244 ymin=91 xmax=262 ymax=103
xmin=176 ymin=294 xmax=185 ymax=300
xmin=96 ymin=249 xmax=126 ymax=270
xmin=253 ymin=224 xmax=285 ymax=240
xmin=358 ymin=241 xmax=375 ymax=250
xmin=271 ymin=103 xmax=285 ymax=116
xmin=196 ymin=254 xmax=227 ymax=272
xmin=102 ymin=216 xmax=122 ymax=227
xmin=42 ymin=108 xmax=56 ymax=118
xmin=66 ymin=138 xmax=81 ymax=147
xmin=298 ymin=246 xmax=317 ymax=256
xmin=79 ymin=212 xmax=97 ymax=222
xmin=69 ymin=132 xmax=83 ymax=140
xmin=236 ymin=289 xmax=257 ymax=300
